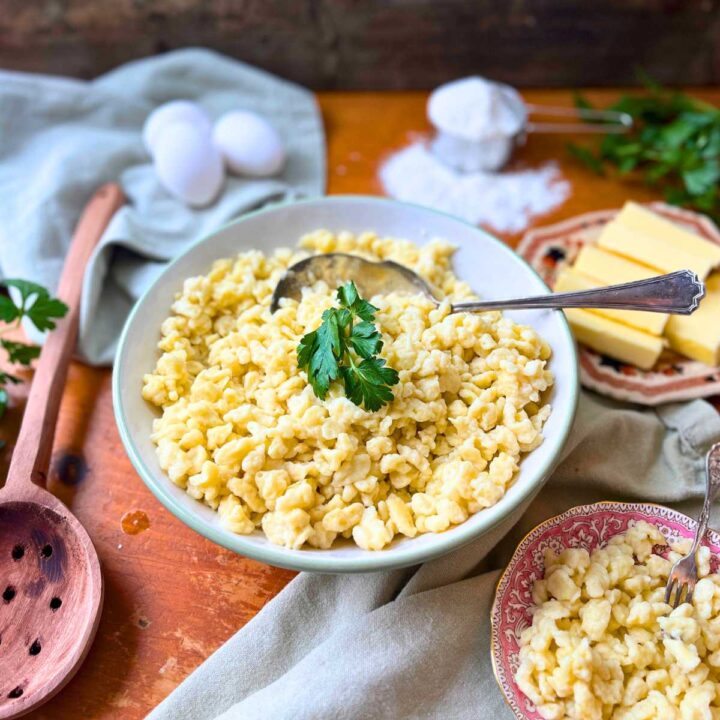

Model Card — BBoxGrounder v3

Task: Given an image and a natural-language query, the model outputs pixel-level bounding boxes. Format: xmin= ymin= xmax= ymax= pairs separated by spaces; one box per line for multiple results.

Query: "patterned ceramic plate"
xmin=490 ymin=501 xmax=720 ymax=720
xmin=517 ymin=203 xmax=720 ymax=405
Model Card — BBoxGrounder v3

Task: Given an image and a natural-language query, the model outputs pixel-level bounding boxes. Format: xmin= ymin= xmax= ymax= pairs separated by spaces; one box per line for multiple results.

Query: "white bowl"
xmin=112 ymin=196 xmax=579 ymax=572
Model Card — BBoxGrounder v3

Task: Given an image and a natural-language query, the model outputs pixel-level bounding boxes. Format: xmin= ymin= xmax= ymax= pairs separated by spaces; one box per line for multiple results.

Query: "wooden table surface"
xmin=2 ymin=88 xmax=719 ymax=719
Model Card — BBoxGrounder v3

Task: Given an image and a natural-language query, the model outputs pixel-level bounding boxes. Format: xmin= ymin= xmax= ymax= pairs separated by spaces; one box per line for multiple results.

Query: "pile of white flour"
xmin=380 ymin=142 xmax=570 ymax=234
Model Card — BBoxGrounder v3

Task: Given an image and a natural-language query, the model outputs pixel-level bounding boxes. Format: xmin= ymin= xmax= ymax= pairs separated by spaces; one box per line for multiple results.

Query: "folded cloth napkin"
xmin=0 ymin=48 xmax=325 ymax=365
xmin=148 ymin=391 xmax=720 ymax=719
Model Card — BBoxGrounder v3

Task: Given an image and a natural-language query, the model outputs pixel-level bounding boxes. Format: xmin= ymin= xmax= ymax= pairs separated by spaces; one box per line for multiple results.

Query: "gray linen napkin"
xmin=0 ymin=48 xmax=325 ymax=364
xmin=147 ymin=391 xmax=720 ymax=719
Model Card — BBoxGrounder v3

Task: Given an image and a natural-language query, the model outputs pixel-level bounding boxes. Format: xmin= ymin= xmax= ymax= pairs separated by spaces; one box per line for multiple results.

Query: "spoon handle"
xmin=451 ymin=270 xmax=705 ymax=314
xmin=5 ymin=184 xmax=125 ymax=491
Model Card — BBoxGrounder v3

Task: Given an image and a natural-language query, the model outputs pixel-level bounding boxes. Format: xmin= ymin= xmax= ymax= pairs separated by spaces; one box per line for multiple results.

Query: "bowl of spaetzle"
xmin=113 ymin=196 xmax=578 ymax=572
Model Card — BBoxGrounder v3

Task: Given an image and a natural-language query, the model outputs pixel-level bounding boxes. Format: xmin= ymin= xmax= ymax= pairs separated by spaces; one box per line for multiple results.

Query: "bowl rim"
xmin=112 ymin=194 xmax=579 ymax=573
xmin=489 ymin=500 xmax=718 ymax=719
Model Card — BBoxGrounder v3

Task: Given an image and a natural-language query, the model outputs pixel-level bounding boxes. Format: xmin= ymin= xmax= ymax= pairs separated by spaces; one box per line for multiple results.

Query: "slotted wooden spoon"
xmin=0 ymin=183 xmax=125 ymax=718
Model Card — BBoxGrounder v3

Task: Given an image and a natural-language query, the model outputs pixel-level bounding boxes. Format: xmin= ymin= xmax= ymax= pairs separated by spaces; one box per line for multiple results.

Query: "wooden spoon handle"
xmin=5 ymin=184 xmax=125 ymax=491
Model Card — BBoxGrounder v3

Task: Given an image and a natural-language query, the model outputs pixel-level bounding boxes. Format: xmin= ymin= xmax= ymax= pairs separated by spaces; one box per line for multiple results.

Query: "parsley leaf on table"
xmin=0 ymin=295 xmax=19 ymax=323
xmin=567 ymin=82 xmax=720 ymax=221
xmin=1 ymin=340 xmax=41 ymax=366
xmin=0 ymin=371 xmax=22 ymax=386
xmin=0 ymin=280 xmax=68 ymax=424
xmin=3 ymin=279 xmax=68 ymax=331
xmin=297 ymin=281 xmax=399 ymax=411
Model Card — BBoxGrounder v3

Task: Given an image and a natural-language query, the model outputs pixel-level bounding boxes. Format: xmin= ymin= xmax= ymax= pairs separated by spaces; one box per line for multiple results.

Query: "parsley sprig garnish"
xmin=0 ymin=279 xmax=68 ymax=421
xmin=297 ymin=281 xmax=399 ymax=412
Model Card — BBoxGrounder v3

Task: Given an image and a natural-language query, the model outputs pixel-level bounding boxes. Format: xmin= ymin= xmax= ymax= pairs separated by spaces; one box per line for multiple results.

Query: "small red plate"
xmin=491 ymin=501 xmax=720 ymax=720
xmin=517 ymin=203 xmax=720 ymax=405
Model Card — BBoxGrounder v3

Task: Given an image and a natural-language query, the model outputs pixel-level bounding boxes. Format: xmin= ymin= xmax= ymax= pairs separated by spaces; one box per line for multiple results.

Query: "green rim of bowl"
xmin=112 ymin=195 xmax=579 ymax=573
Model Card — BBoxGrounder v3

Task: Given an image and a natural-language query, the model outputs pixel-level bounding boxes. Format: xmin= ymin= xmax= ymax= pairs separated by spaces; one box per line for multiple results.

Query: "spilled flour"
xmin=380 ymin=142 xmax=570 ymax=234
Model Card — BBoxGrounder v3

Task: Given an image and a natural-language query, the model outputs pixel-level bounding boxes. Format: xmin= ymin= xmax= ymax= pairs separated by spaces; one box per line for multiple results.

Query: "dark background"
xmin=1 ymin=0 xmax=719 ymax=88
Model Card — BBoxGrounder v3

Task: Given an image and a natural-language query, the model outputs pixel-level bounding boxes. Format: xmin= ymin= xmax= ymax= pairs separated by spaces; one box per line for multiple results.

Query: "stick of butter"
xmin=574 ymin=245 xmax=656 ymax=284
xmin=555 ymin=267 xmax=668 ymax=335
xmin=665 ymin=272 xmax=720 ymax=366
xmin=564 ymin=308 xmax=664 ymax=370
xmin=617 ymin=202 xmax=720 ymax=266
xmin=597 ymin=221 xmax=716 ymax=279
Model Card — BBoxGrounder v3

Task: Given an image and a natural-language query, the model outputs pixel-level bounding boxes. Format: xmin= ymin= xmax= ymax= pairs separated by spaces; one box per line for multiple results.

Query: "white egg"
xmin=153 ymin=122 xmax=224 ymax=207
xmin=212 ymin=111 xmax=286 ymax=177
xmin=143 ymin=100 xmax=211 ymax=156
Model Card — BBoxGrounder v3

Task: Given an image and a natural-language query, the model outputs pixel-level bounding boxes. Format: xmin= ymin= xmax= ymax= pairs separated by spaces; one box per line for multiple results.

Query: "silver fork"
xmin=665 ymin=442 xmax=720 ymax=608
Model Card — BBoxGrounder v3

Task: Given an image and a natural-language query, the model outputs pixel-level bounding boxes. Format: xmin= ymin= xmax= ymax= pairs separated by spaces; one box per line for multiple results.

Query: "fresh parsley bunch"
xmin=568 ymin=84 xmax=720 ymax=220
xmin=0 ymin=279 xmax=68 ymax=419
xmin=297 ymin=281 xmax=399 ymax=412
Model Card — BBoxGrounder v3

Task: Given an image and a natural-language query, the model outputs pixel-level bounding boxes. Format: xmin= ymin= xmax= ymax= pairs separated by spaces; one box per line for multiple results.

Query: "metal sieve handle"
xmin=524 ymin=104 xmax=633 ymax=134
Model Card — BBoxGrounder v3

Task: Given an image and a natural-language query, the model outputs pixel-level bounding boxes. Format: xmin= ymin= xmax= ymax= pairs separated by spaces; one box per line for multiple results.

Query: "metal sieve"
xmin=431 ymin=81 xmax=632 ymax=173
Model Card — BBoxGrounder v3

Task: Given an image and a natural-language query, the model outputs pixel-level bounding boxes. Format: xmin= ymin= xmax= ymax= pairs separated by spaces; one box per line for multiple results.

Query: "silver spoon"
xmin=270 ymin=253 xmax=705 ymax=315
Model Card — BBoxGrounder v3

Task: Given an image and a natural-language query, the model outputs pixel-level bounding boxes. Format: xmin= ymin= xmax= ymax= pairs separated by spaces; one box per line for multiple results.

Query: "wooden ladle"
xmin=0 ymin=184 xmax=125 ymax=718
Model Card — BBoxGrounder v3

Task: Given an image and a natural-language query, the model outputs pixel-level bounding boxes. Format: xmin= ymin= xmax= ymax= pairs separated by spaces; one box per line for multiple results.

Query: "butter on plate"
xmin=665 ymin=273 xmax=720 ymax=366
xmin=556 ymin=201 xmax=720 ymax=370
xmin=598 ymin=221 xmax=717 ymax=279
xmin=617 ymin=202 xmax=720 ymax=266
xmin=555 ymin=267 xmax=668 ymax=336
xmin=563 ymin=308 xmax=664 ymax=370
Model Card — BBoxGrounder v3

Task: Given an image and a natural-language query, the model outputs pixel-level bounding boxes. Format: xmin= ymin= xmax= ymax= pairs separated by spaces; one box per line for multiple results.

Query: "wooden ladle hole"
xmin=7 ymin=687 xmax=23 ymax=699
xmin=40 ymin=544 xmax=53 ymax=558
xmin=2 ymin=585 xmax=16 ymax=603
xmin=11 ymin=544 xmax=25 ymax=560
xmin=29 ymin=639 xmax=42 ymax=656
xmin=50 ymin=596 xmax=62 ymax=611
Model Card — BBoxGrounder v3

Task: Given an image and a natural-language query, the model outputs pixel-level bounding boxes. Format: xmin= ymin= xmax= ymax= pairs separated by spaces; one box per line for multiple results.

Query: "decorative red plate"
xmin=491 ymin=501 xmax=720 ymax=720
xmin=517 ymin=203 xmax=720 ymax=405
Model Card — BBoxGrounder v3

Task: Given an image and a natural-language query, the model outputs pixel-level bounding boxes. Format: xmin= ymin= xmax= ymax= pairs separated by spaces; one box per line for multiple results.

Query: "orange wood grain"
xmin=0 ymin=88 xmax=717 ymax=719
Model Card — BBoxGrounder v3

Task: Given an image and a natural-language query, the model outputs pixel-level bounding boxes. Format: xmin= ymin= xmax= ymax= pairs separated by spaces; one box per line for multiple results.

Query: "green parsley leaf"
xmin=566 ymin=144 xmax=604 ymax=175
xmin=311 ymin=311 xmax=342 ymax=397
xmin=3 ymin=279 xmax=48 ymax=300
xmin=1 ymin=339 xmax=40 ymax=366
xmin=566 ymin=81 xmax=720 ymax=221
xmin=683 ymin=161 xmax=720 ymax=196
xmin=1 ymin=279 xmax=68 ymax=332
xmin=297 ymin=281 xmax=398 ymax=411
xmin=349 ymin=321 xmax=383 ymax=359
xmin=336 ymin=281 xmax=378 ymax=322
xmin=336 ymin=281 xmax=359 ymax=308
xmin=297 ymin=328 xmax=317 ymax=370
xmin=0 ymin=295 xmax=19 ymax=323
xmin=297 ymin=322 xmax=340 ymax=400
xmin=349 ymin=298 xmax=377 ymax=323
xmin=0 ymin=371 xmax=21 ymax=386
xmin=26 ymin=295 xmax=68 ymax=332
xmin=0 ymin=279 xmax=66 ymax=433
xmin=341 ymin=358 xmax=400 ymax=412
